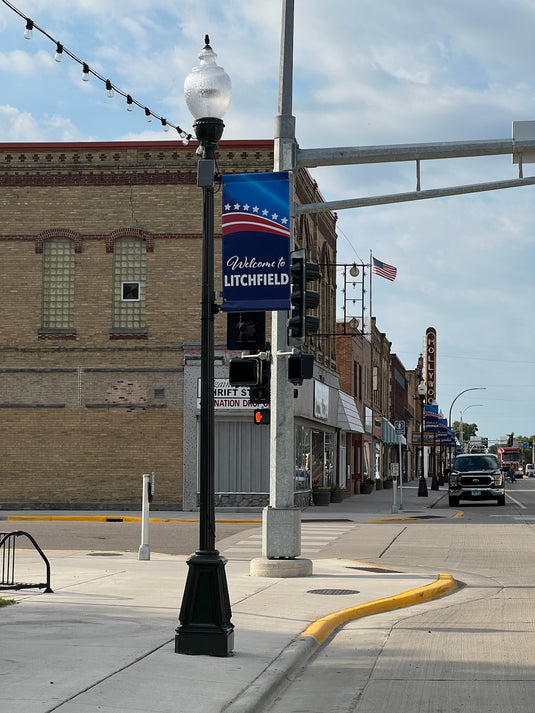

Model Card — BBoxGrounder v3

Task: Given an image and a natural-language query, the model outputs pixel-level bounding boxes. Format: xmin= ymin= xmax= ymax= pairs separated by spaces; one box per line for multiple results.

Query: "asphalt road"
xmin=263 ymin=480 xmax=535 ymax=713
xmin=1 ymin=518 xmax=261 ymax=556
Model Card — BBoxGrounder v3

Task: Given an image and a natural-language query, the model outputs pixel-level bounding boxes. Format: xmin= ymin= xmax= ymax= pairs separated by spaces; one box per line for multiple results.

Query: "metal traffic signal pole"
xmin=250 ymin=0 xmax=312 ymax=578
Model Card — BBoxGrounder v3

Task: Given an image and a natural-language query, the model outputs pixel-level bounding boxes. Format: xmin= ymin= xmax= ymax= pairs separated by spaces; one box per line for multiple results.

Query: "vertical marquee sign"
xmin=425 ymin=327 xmax=437 ymax=405
xmin=221 ymin=172 xmax=291 ymax=312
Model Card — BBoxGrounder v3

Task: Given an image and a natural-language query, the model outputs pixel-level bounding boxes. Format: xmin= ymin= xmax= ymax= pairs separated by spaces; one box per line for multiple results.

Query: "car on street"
xmin=448 ymin=453 xmax=505 ymax=507
xmin=525 ymin=463 xmax=535 ymax=477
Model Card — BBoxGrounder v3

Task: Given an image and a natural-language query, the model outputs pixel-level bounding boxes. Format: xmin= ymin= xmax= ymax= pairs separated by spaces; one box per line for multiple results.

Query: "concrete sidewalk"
xmin=0 ymin=484 xmax=458 ymax=713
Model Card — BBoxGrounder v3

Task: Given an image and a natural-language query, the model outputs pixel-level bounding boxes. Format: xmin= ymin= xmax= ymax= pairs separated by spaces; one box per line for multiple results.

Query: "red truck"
xmin=497 ymin=446 xmax=523 ymax=477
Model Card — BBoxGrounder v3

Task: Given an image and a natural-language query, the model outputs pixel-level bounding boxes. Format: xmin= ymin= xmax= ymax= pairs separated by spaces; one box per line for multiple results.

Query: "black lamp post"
xmin=175 ymin=36 xmax=234 ymax=657
xmin=417 ymin=380 xmax=428 ymax=497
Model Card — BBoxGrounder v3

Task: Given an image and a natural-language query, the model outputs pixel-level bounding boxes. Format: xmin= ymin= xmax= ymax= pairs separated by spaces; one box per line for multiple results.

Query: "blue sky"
xmin=1 ymin=0 xmax=535 ymax=442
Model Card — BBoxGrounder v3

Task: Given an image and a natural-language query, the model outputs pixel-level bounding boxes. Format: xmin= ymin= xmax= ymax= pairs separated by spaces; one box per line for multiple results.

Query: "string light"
xmin=1 ymin=0 xmax=192 ymax=141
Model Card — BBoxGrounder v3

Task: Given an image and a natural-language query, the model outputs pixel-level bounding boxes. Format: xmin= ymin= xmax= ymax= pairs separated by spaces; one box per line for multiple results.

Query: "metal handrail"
xmin=0 ymin=530 xmax=53 ymax=593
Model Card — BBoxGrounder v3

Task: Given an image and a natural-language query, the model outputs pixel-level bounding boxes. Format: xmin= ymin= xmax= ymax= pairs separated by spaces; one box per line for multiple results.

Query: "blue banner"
xmin=221 ymin=172 xmax=291 ymax=312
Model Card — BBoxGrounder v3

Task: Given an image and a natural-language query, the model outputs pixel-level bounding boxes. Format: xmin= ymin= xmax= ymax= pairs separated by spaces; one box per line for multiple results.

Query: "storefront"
xmin=182 ymin=354 xmax=343 ymax=509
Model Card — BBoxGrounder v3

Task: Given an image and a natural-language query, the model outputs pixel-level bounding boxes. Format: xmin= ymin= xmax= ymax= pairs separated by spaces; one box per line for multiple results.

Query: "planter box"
xmin=360 ymin=483 xmax=374 ymax=494
xmin=312 ymin=490 xmax=331 ymax=506
xmin=383 ymin=480 xmax=394 ymax=489
xmin=330 ymin=489 xmax=344 ymax=503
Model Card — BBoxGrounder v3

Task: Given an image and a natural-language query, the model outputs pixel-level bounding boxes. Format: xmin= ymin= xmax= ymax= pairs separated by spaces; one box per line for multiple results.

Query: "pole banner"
xmin=221 ymin=171 xmax=291 ymax=312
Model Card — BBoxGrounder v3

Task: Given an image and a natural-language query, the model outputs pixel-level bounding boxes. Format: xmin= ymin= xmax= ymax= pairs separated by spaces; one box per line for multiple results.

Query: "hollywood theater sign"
xmin=425 ymin=327 xmax=437 ymax=405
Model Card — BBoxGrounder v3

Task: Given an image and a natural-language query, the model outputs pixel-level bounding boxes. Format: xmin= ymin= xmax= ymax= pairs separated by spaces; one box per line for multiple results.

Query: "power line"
xmin=0 ymin=0 xmax=192 ymax=141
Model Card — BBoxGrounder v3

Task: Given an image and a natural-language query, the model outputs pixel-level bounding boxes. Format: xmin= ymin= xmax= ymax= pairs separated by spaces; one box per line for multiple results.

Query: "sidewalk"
xmin=0 ymin=483 xmax=457 ymax=713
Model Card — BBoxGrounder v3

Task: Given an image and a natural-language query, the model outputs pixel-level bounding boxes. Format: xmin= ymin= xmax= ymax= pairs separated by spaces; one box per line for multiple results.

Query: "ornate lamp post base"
xmin=175 ymin=551 xmax=234 ymax=657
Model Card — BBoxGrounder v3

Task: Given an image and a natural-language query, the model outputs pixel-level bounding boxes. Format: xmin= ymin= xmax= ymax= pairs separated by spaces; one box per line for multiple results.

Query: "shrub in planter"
xmin=360 ymin=479 xmax=374 ymax=494
xmin=383 ymin=478 xmax=394 ymax=489
xmin=330 ymin=485 xmax=344 ymax=503
xmin=312 ymin=487 xmax=331 ymax=506
xmin=375 ymin=478 xmax=383 ymax=490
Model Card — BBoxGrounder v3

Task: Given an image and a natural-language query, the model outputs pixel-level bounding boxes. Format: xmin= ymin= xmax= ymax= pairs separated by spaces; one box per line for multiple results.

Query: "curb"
xmin=226 ymin=573 xmax=457 ymax=713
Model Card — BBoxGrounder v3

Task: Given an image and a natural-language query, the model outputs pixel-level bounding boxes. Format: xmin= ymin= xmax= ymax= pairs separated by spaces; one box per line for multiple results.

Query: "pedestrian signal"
xmin=253 ymin=409 xmax=270 ymax=425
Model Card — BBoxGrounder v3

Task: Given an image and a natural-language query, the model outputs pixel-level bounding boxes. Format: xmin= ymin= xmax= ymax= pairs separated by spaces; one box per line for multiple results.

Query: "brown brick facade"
xmin=0 ymin=139 xmax=337 ymax=509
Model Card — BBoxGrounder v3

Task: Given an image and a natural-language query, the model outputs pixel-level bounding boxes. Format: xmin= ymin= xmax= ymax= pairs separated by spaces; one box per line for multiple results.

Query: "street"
xmin=263 ymin=480 xmax=535 ymax=712
xmin=3 ymin=479 xmax=535 ymax=712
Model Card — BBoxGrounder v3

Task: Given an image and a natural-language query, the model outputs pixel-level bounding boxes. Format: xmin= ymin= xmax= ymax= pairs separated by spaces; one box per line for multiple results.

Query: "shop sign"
xmin=425 ymin=327 xmax=437 ymax=405
xmin=196 ymin=378 xmax=258 ymax=410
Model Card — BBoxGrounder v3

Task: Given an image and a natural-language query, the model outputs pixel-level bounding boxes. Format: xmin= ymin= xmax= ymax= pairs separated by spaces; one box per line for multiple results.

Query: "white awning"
xmin=337 ymin=392 xmax=364 ymax=433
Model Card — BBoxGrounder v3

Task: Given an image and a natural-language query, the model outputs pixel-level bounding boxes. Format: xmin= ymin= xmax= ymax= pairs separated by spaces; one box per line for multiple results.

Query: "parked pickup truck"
xmin=448 ymin=453 xmax=505 ymax=507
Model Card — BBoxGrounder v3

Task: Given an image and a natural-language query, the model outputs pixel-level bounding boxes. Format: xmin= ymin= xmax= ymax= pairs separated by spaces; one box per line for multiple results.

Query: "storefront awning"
xmin=337 ymin=392 xmax=364 ymax=433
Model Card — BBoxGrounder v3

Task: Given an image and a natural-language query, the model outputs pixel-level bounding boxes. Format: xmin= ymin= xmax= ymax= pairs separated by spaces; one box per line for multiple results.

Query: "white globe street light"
xmin=175 ymin=37 xmax=234 ymax=658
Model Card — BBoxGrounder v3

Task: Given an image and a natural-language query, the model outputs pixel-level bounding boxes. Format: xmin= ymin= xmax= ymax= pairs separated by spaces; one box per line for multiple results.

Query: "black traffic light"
xmin=228 ymin=357 xmax=261 ymax=386
xmin=253 ymin=408 xmax=270 ymax=425
xmin=226 ymin=312 xmax=265 ymax=351
xmin=249 ymin=358 xmax=270 ymax=404
xmin=507 ymin=433 xmax=514 ymax=447
xmin=288 ymin=353 xmax=314 ymax=385
xmin=288 ymin=248 xmax=320 ymax=346
xmin=530 ymin=441 xmax=533 ymax=449
xmin=482 ymin=437 xmax=488 ymax=448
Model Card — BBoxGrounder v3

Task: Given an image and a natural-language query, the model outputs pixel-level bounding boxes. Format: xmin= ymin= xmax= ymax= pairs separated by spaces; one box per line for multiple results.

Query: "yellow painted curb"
xmin=301 ymin=573 xmax=457 ymax=645
xmin=6 ymin=514 xmax=261 ymax=524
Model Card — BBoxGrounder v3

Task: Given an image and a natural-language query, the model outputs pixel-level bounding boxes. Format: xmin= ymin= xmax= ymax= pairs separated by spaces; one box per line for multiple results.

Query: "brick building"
xmin=0 ymin=138 xmax=345 ymax=510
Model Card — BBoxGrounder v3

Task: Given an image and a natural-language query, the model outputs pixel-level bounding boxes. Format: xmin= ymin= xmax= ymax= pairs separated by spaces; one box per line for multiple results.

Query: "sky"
xmin=0 ymin=0 xmax=534 ymax=443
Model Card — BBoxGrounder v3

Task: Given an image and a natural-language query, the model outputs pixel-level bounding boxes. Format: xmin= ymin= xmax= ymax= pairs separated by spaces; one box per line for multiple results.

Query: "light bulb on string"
xmin=82 ymin=63 xmax=90 ymax=81
xmin=105 ymin=79 xmax=114 ymax=98
xmin=126 ymin=95 xmax=133 ymax=112
xmin=144 ymin=107 xmax=152 ymax=123
xmin=24 ymin=18 xmax=33 ymax=39
xmin=55 ymin=42 xmax=63 ymax=62
xmin=161 ymin=118 xmax=169 ymax=132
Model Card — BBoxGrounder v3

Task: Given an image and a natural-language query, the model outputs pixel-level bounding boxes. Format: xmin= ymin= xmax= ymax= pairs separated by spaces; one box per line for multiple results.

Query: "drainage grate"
xmin=307 ymin=588 xmax=360 ymax=596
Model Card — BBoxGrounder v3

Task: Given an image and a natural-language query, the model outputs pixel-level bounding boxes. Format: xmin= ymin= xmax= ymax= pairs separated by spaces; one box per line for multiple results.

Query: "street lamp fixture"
xmin=175 ymin=36 xmax=234 ymax=657
xmin=448 ymin=387 xmax=486 ymax=428
xmin=417 ymin=380 xmax=428 ymax=497
xmin=458 ymin=404 xmax=483 ymax=449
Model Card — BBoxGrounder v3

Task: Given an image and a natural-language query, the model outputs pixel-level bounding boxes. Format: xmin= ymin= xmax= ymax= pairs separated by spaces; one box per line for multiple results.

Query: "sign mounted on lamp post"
xmin=425 ymin=327 xmax=437 ymax=405
xmin=221 ymin=171 xmax=291 ymax=312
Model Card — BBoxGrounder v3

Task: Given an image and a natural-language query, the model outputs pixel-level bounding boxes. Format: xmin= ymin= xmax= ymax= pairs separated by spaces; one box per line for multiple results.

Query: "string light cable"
xmin=1 ymin=0 xmax=192 ymax=142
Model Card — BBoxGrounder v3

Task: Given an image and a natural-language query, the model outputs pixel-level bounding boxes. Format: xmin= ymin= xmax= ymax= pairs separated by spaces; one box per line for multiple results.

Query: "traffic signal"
xmin=507 ymin=433 xmax=514 ymax=447
xmin=530 ymin=441 xmax=533 ymax=450
xmin=482 ymin=437 xmax=488 ymax=448
xmin=228 ymin=357 xmax=261 ymax=386
xmin=226 ymin=312 xmax=265 ymax=351
xmin=288 ymin=248 xmax=320 ymax=346
xmin=249 ymin=358 xmax=270 ymax=404
xmin=253 ymin=408 xmax=270 ymax=425
xmin=288 ymin=353 xmax=314 ymax=385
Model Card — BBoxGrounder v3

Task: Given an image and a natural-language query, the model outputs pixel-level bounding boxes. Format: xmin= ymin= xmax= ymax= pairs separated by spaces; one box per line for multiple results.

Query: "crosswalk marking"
xmin=223 ymin=521 xmax=357 ymax=558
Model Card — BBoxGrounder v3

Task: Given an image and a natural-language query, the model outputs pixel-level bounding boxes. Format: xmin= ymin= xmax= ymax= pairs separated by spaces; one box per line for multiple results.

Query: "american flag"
xmin=372 ymin=257 xmax=397 ymax=281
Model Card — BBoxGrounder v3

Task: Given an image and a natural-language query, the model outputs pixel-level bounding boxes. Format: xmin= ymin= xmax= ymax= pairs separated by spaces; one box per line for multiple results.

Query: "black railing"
xmin=0 ymin=530 xmax=53 ymax=593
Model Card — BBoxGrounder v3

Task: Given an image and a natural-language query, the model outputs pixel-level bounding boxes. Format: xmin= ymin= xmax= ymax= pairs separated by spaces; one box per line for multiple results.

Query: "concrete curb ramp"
xmin=225 ymin=573 xmax=457 ymax=713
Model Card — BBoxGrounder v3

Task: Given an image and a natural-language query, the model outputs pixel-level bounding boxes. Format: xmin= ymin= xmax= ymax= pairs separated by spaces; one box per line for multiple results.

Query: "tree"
xmin=452 ymin=420 xmax=478 ymax=442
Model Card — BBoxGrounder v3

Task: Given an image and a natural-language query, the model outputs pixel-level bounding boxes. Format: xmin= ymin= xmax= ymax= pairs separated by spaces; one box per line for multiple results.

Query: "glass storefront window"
xmin=295 ymin=425 xmax=311 ymax=490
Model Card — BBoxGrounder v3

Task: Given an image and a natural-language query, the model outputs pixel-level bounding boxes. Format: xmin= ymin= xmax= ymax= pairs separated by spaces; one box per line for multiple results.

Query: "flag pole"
xmin=369 ymin=249 xmax=373 ymax=325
